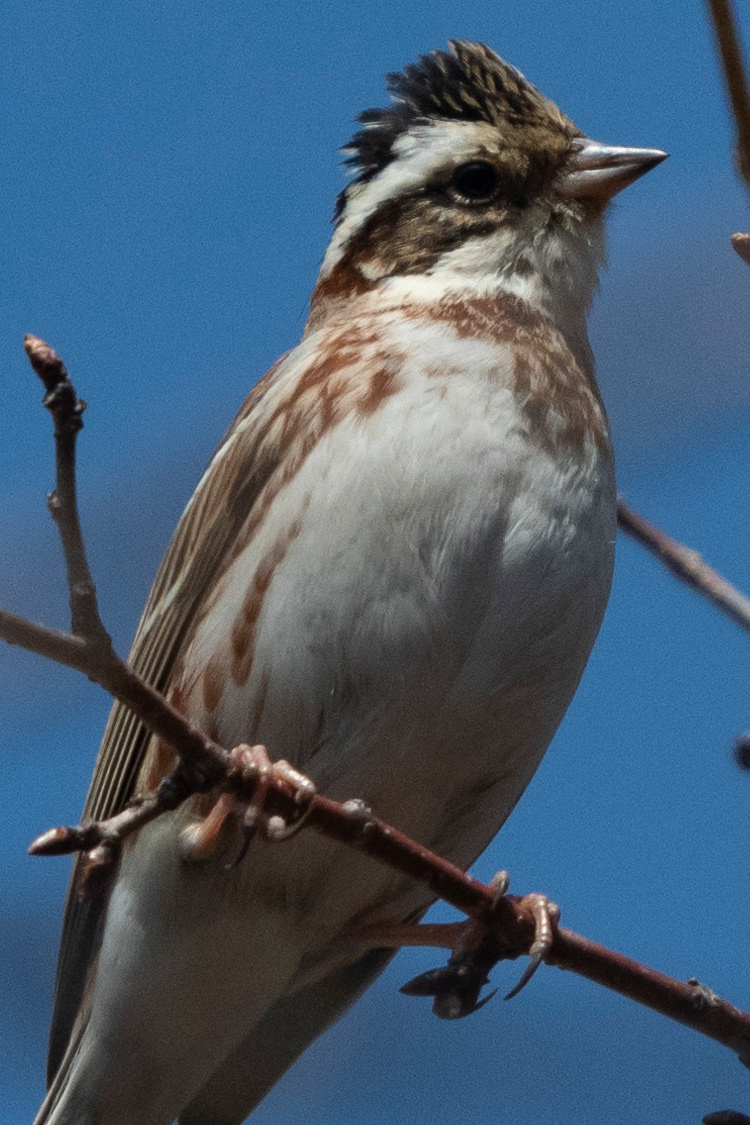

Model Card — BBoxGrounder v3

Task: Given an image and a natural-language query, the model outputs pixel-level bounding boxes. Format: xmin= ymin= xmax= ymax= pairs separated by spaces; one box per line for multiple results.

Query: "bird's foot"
xmin=503 ymin=891 xmax=560 ymax=1000
xmin=179 ymin=743 xmax=316 ymax=865
xmin=349 ymin=872 xmax=559 ymax=1017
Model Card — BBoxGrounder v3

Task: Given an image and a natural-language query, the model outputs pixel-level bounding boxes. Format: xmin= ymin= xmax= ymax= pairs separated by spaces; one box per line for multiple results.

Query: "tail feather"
xmin=33 ymin=1013 xmax=90 ymax=1125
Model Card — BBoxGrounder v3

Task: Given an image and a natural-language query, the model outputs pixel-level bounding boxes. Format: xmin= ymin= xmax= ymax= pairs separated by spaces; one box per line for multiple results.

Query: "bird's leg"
xmin=347 ymin=871 xmax=510 ymax=956
xmin=179 ymin=743 xmax=316 ymax=865
xmin=399 ymin=871 xmax=510 ymax=1018
xmin=178 ymin=791 xmax=244 ymax=863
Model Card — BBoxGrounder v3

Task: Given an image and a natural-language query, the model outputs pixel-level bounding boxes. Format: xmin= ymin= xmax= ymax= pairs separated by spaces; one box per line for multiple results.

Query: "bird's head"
xmin=311 ymin=41 xmax=665 ymax=328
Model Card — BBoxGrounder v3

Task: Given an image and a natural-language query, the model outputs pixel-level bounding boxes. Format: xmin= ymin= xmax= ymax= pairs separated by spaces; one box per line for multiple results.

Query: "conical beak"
xmin=558 ymin=139 xmax=668 ymax=203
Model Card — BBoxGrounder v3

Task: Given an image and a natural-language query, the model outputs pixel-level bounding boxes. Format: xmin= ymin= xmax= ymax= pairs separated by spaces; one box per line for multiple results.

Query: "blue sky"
xmin=2 ymin=1 xmax=750 ymax=1123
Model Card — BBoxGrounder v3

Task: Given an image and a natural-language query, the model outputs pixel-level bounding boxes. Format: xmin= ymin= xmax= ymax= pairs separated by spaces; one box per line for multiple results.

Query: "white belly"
xmin=182 ymin=351 xmax=616 ymax=871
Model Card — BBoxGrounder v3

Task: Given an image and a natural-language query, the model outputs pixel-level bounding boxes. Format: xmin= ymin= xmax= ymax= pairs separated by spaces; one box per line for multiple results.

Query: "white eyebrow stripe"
xmin=321 ymin=120 xmax=493 ymax=276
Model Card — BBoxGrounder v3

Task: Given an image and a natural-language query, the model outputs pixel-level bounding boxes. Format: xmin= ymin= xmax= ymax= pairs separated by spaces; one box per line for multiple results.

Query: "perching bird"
xmin=36 ymin=41 xmax=665 ymax=1125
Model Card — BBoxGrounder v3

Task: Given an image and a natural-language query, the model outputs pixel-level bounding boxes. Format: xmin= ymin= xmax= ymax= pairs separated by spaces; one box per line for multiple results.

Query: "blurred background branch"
xmin=617 ymin=498 xmax=750 ymax=635
xmin=698 ymin=4 xmax=750 ymax=1119
xmin=706 ymin=0 xmax=750 ymax=195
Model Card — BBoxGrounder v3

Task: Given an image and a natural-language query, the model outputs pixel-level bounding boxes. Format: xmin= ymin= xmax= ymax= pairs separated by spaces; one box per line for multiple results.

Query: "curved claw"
xmin=224 ymin=808 xmax=259 ymax=870
xmin=467 ymin=986 xmax=498 ymax=1014
xmin=504 ymin=948 xmax=545 ymax=1000
xmin=504 ymin=892 xmax=559 ymax=1001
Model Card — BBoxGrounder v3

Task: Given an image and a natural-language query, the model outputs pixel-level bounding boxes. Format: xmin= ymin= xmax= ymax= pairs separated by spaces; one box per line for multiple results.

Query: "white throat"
xmin=375 ymin=212 xmax=605 ymax=376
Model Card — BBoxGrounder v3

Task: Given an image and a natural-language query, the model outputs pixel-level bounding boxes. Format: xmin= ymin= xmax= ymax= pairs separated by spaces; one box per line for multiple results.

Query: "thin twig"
xmin=4 ymin=339 xmax=750 ymax=1067
xmin=617 ymin=497 xmax=750 ymax=636
xmin=706 ymin=0 xmax=750 ymax=194
xmin=0 ymin=606 xmax=228 ymax=791
xmin=24 ymin=336 xmax=105 ymax=641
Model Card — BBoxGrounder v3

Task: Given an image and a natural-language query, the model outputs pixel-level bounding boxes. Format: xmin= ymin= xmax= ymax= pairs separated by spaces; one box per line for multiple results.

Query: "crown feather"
xmin=343 ymin=41 xmax=571 ymax=184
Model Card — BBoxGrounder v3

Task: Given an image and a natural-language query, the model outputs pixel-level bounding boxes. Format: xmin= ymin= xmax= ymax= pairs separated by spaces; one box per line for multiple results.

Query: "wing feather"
xmin=47 ymin=354 xmax=290 ymax=1082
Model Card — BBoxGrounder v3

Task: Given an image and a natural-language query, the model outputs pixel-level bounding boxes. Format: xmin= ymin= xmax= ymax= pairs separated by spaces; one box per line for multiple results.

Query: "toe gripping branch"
xmin=352 ymin=871 xmax=560 ymax=1019
xmin=179 ymin=744 xmax=317 ymax=867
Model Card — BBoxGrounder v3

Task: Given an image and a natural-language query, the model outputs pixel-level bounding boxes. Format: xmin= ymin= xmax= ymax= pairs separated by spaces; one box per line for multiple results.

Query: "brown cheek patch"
xmin=307 ymin=194 xmax=506 ymax=331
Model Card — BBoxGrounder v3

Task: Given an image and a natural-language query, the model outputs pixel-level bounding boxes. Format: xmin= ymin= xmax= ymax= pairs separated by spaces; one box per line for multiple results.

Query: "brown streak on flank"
xmin=215 ymin=324 xmax=383 ymax=585
xmin=356 ymin=356 xmax=402 ymax=416
xmin=231 ymin=517 xmax=305 ymax=687
xmin=295 ymin=348 xmax=353 ymax=392
xmin=202 ymin=651 xmax=225 ymax=714
xmin=116 ymin=316 xmax=405 ymax=844
xmin=319 ymin=380 xmax=336 ymax=432
xmin=189 ymin=324 xmax=403 ymax=671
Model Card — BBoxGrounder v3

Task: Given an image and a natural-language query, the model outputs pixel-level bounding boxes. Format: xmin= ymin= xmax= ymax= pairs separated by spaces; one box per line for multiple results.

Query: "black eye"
xmin=450 ymin=161 xmax=499 ymax=201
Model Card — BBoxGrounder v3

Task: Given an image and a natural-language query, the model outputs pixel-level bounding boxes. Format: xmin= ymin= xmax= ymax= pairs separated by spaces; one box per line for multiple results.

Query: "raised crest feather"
xmin=340 ymin=40 xmax=573 ymax=191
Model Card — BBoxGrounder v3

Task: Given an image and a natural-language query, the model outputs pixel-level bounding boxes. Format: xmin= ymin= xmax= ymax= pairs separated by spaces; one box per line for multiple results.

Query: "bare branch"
xmin=617 ymin=497 xmax=750 ymax=635
xmin=24 ymin=335 xmax=105 ymax=642
xmin=706 ymin=0 xmax=750 ymax=194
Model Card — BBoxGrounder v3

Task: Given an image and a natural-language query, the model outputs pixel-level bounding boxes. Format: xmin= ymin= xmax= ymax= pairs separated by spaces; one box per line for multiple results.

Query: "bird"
xmin=35 ymin=40 xmax=666 ymax=1125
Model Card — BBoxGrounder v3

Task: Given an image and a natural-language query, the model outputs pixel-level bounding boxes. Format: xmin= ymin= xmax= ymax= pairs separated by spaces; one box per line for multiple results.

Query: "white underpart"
xmin=40 ymin=291 xmax=617 ymax=1124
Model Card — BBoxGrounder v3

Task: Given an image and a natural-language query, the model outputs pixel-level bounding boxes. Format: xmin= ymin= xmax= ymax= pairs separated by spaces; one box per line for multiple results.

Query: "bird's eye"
xmin=450 ymin=161 xmax=499 ymax=202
